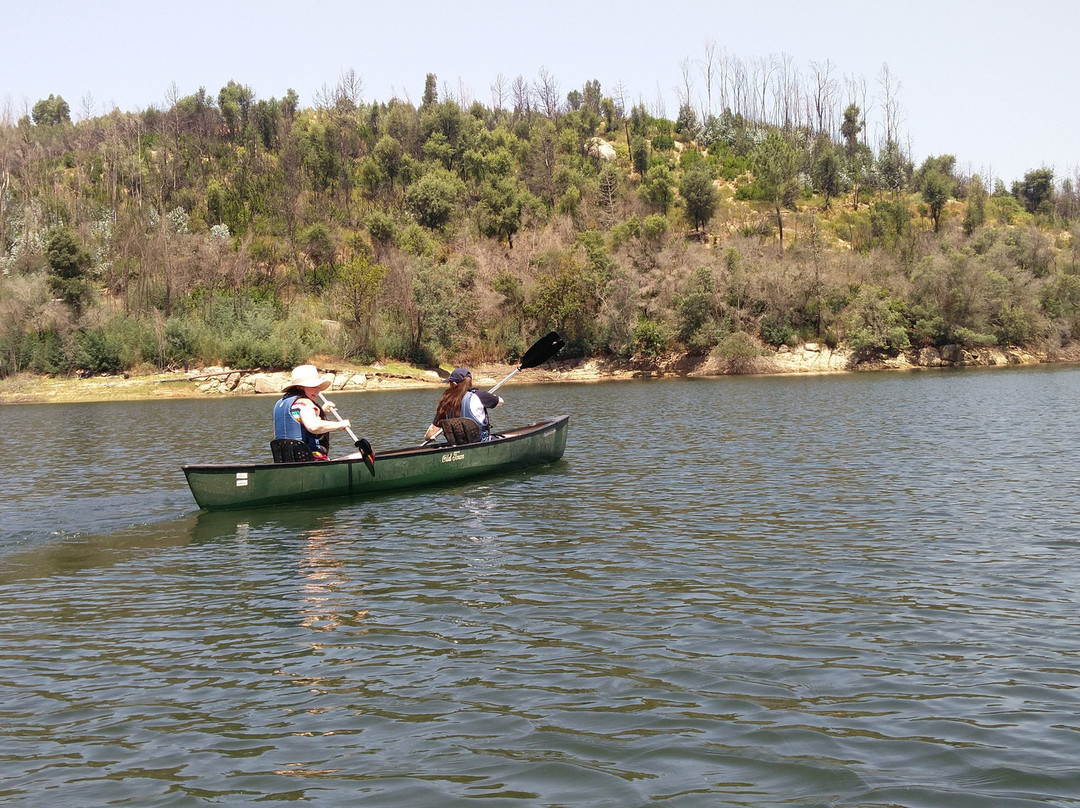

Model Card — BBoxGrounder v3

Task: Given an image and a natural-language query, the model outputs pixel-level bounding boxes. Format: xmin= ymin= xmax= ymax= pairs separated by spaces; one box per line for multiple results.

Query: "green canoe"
xmin=182 ymin=415 xmax=569 ymax=511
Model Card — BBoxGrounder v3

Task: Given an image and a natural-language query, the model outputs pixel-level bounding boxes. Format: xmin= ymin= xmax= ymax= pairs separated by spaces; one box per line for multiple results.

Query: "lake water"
xmin=2 ymin=366 xmax=1080 ymax=807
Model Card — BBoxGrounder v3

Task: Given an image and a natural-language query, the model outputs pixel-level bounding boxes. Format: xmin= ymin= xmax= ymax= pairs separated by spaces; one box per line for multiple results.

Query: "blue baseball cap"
xmin=446 ymin=367 xmax=471 ymax=384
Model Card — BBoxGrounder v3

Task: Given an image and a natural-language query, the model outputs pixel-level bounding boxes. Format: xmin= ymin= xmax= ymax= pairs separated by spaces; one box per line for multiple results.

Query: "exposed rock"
xmin=336 ymin=372 xmax=368 ymax=390
xmin=586 ymin=137 xmax=617 ymax=161
xmin=250 ymin=373 xmax=285 ymax=394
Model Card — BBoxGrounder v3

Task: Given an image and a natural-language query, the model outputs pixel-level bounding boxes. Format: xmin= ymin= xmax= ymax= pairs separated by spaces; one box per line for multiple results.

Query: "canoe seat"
xmin=439 ymin=418 xmax=481 ymax=445
xmin=270 ymin=438 xmax=314 ymax=463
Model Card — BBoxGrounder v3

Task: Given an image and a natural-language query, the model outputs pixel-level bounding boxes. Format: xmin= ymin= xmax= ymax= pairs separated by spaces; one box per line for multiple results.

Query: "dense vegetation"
xmin=2 ymin=61 xmax=1079 ymax=378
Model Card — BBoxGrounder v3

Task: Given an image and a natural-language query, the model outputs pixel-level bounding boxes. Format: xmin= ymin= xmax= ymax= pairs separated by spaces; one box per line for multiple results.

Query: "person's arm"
xmin=424 ymin=421 xmax=443 ymax=441
xmin=296 ymin=398 xmax=350 ymax=435
xmin=476 ymin=390 xmax=503 ymax=409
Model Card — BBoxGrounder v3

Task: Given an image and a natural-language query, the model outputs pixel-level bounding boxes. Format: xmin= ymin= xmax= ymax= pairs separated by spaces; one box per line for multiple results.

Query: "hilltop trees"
xmin=2 ymin=66 xmax=1078 ymax=380
xmin=31 ymin=94 xmax=70 ymax=126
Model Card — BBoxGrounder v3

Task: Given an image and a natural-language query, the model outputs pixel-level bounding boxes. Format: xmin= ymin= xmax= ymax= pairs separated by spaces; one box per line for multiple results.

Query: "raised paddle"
xmin=489 ymin=331 xmax=565 ymax=393
xmin=423 ymin=331 xmax=564 ymax=444
xmin=318 ymin=391 xmax=375 ymax=475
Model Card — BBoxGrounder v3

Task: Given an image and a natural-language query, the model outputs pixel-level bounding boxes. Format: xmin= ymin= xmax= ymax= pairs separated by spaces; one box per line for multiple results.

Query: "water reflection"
xmin=296 ymin=526 xmax=369 ymax=633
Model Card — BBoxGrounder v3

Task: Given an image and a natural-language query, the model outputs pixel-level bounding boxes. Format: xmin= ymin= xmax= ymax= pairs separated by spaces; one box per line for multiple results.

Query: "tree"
xmin=45 ymin=227 xmax=92 ymax=315
xmin=300 ymin=223 xmax=336 ymax=285
xmin=1014 ymin=168 xmax=1055 ymax=215
xmin=811 ymin=135 xmax=843 ymax=209
xmin=630 ymin=136 xmax=649 ymax=176
xmin=421 ymin=73 xmax=438 ymax=108
xmin=878 ymin=139 xmax=909 ymax=199
xmin=405 ymin=167 xmax=465 ymax=229
xmin=31 ymin=95 xmax=71 ymax=126
xmin=372 ymin=134 xmax=404 ymax=191
xmin=963 ymin=175 xmax=988 ymax=235
xmin=639 ymin=164 xmax=675 ymax=213
xmin=921 ymin=170 xmax=952 ymax=232
xmin=477 ymin=175 xmax=528 ymax=248
xmin=753 ymin=130 xmax=799 ymax=252
xmin=218 ymin=81 xmax=254 ymax=142
xmin=842 ymin=284 xmax=911 ymax=357
xmin=679 ymin=165 xmax=718 ymax=232
xmin=332 ymin=242 xmax=388 ymax=359
xmin=840 ymin=103 xmax=869 ymax=209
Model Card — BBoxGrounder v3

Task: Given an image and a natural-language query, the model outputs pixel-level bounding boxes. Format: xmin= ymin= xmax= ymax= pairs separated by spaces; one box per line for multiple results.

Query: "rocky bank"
xmin=2 ymin=342 xmax=1079 ymax=405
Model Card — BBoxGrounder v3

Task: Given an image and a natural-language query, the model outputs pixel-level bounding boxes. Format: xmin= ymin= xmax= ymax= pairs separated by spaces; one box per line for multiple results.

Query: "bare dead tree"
xmin=511 ymin=74 xmax=532 ymax=119
xmin=877 ymin=63 xmax=905 ymax=148
xmin=612 ymin=79 xmax=629 ymax=119
xmin=808 ymin=59 xmax=838 ymax=138
xmin=678 ymin=57 xmax=694 ymax=115
xmin=651 ymin=81 xmax=667 ymax=119
xmin=771 ymin=53 xmax=799 ymax=131
xmin=699 ymin=38 xmax=717 ymax=118
xmin=534 ymin=66 xmax=561 ymax=121
xmin=490 ymin=73 xmax=508 ymax=112
xmin=336 ymin=68 xmax=364 ymax=108
xmin=845 ymin=74 xmax=872 ymax=148
xmin=750 ymin=55 xmax=777 ymax=124
xmin=313 ymin=83 xmax=335 ymax=112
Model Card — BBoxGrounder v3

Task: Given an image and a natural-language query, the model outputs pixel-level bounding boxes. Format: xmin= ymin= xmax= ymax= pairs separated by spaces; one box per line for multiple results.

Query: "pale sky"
xmin=2 ymin=0 xmax=1076 ymax=185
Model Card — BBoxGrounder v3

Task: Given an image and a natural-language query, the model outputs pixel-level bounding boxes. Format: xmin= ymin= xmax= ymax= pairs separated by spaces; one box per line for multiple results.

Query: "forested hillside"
xmin=2 ymin=62 xmax=1079 ymax=379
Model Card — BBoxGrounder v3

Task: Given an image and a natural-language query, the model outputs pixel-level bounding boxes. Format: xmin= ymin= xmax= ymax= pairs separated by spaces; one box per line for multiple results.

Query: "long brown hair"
xmin=433 ymin=377 xmax=471 ymax=423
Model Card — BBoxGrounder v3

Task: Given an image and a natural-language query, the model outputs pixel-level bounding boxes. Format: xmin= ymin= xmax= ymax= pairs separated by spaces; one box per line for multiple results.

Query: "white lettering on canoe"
xmin=236 ymin=472 xmax=248 ymax=487
xmin=441 ymin=451 xmax=465 ymax=463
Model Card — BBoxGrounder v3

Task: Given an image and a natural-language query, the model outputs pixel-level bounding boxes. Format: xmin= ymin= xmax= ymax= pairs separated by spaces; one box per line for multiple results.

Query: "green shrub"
xmin=714 ymin=331 xmax=762 ymax=374
xmin=641 ymin=214 xmax=669 ymax=243
xmin=759 ymin=313 xmax=798 ymax=347
xmin=951 ymin=326 xmax=997 ymax=347
xmin=632 ymin=317 xmax=667 ymax=359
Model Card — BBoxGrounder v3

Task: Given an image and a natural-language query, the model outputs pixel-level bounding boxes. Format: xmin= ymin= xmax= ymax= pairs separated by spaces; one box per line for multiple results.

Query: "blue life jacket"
xmin=460 ymin=390 xmax=490 ymax=441
xmin=274 ymin=394 xmax=324 ymax=454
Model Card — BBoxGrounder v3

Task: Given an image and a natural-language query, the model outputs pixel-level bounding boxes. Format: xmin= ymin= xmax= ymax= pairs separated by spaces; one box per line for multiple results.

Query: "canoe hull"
xmin=182 ymin=415 xmax=568 ymax=511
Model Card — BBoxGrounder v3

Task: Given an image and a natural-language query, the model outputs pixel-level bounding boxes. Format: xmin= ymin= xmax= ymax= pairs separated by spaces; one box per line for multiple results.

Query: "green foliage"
xmin=405 ymin=167 xmax=465 ymax=229
xmin=714 ymin=331 xmax=762 ymax=374
xmin=525 ymin=250 xmax=605 ymax=355
xmin=842 ymin=285 xmax=911 ymax=356
xmin=366 ymin=208 xmax=398 ymax=248
xmin=32 ymin=95 xmax=71 ymax=126
xmin=1014 ymin=168 xmax=1055 ymax=215
xmin=639 ymin=164 xmax=675 ymax=213
xmin=45 ymin=227 xmax=92 ymax=315
xmin=921 ymin=170 xmax=952 ymax=232
xmin=641 ymin=214 xmax=670 ymax=244
xmin=632 ymin=316 xmax=667 ymax=358
xmin=73 ymin=316 xmax=151 ymax=373
xmin=869 ymin=200 xmax=911 ymax=249
xmin=674 ymin=267 xmax=719 ymax=352
xmin=951 ymin=326 xmax=997 ymax=347
xmin=759 ymin=313 xmax=798 ymax=347
xmin=811 ymin=136 xmax=844 ymax=208
xmin=412 ymin=258 xmax=478 ymax=360
xmin=963 ymin=176 xmax=988 ymax=235
xmin=630 ymin=136 xmax=649 ymax=175
xmin=477 ymin=175 xmax=529 ymax=247
xmin=679 ymin=165 xmax=718 ymax=231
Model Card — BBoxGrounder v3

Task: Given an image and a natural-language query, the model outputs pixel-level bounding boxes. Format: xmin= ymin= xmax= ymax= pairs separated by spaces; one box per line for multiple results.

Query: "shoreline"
xmin=3 ymin=343 xmax=1079 ymax=405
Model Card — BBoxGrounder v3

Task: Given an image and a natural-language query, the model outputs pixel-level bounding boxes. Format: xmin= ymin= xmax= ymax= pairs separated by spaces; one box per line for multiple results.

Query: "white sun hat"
xmin=287 ymin=364 xmax=332 ymax=391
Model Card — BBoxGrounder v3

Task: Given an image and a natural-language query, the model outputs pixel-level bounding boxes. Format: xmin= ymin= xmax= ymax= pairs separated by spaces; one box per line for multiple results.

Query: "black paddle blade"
xmin=519 ymin=331 xmax=564 ymax=370
xmin=356 ymin=437 xmax=375 ymax=475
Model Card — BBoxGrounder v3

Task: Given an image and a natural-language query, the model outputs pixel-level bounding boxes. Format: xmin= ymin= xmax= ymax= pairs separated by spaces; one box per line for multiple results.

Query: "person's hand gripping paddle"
xmin=318 ymin=392 xmax=374 ymax=475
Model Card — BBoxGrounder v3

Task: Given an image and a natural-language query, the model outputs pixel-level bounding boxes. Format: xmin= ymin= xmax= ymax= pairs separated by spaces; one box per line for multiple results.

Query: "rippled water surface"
xmin=3 ymin=367 xmax=1080 ymax=806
